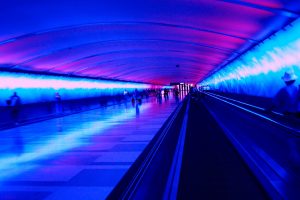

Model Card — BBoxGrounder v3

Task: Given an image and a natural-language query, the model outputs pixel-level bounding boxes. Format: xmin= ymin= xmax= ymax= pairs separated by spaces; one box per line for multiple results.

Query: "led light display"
xmin=200 ymin=19 xmax=300 ymax=97
xmin=0 ymin=71 xmax=152 ymax=105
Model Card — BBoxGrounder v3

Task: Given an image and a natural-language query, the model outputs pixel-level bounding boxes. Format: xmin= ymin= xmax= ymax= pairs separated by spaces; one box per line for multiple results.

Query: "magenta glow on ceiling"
xmin=0 ymin=0 xmax=299 ymax=85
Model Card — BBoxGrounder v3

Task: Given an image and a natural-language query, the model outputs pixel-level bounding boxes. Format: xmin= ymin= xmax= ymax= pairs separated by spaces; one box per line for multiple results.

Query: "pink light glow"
xmin=242 ymin=0 xmax=283 ymax=9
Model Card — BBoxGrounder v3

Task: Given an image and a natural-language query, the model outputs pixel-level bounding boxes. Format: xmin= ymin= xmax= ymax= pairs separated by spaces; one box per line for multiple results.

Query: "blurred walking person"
xmin=55 ymin=92 xmax=62 ymax=115
xmin=267 ymin=70 xmax=300 ymax=116
xmin=7 ymin=92 xmax=21 ymax=125
xmin=266 ymin=70 xmax=300 ymax=165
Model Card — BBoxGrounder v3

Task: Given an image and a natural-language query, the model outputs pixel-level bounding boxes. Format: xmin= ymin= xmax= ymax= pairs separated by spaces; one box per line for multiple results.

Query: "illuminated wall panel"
xmin=0 ymin=72 xmax=152 ymax=106
xmin=200 ymin=19 xmax=300 ymax=98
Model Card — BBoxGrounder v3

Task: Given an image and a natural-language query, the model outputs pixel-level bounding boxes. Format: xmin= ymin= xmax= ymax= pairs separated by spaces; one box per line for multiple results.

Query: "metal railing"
xmin=107 ymin=97 xmax=188 ymax=200
xmin=204 ymin=91 xmax=300 ymax=136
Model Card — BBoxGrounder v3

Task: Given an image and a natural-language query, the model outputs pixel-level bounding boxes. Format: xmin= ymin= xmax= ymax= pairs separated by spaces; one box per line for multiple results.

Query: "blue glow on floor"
xmin=200 ymin=18 xmax=300 ymax=97
xmin=0 ymin=102 xmax=152 ymax=181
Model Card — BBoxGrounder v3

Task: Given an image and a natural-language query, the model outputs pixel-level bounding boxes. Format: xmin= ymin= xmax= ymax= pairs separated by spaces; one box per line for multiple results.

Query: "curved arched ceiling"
xmin=0 ymin=0 xmax=299 ymax=85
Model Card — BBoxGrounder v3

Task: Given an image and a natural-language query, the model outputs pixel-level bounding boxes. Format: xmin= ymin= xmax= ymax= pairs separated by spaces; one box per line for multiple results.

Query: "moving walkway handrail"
xmin=198 ymin=98 xmax=282 ymax=200
xmin=108 ymin=97 xmax=187 ymax=199
xmin=163 ymin=97 xmax=190 ymax=200
xmin=203 ymin=92 xmax=300 ymax=136
xmin=201 ymin=92 xmax=299 ymax=199
xmin=205 ymin=91 xmax=284 ymax=116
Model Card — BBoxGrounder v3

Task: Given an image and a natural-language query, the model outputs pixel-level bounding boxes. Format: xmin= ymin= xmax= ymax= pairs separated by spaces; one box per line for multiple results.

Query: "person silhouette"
xmin=267 ymin=70 xmax=300 ymax=116
xmin=8 ymin=92 xmax=21 ymax=125
xmin=55 ymin=92 xmax=62 ymax=114
xmin=136 ymin=102 xmax=140 ymax=117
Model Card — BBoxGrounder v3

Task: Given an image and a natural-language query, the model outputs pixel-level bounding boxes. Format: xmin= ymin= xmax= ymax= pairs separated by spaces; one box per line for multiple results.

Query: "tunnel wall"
xmin=0 ymin=71 xmax=154 ymax=127
xmin=0 ymin=95 xmax=134 ymax=127
xmin=200 ymin=18 xmax=300 ymax=98
xmin=0 ymin=71 xmax=152 ymax=106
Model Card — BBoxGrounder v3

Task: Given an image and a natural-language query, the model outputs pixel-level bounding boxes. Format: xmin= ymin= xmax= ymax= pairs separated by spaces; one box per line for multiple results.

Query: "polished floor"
xmin=0 ymin=97 xmax=180 ymax=200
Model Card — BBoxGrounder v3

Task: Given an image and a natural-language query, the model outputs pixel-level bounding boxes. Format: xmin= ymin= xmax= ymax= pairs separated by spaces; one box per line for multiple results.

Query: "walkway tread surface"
xmin=178 ymin=99 xmax=269 ymax=200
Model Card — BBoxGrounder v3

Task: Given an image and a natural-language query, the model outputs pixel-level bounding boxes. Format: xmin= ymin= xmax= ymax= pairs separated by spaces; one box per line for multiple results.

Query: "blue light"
xmin=0 ymin=102 xmax=152 ymax=180
xmin=200 ymin=19 xmax=300 ymax=97
xmin=0 ymin=71 xmax=152 ymax=105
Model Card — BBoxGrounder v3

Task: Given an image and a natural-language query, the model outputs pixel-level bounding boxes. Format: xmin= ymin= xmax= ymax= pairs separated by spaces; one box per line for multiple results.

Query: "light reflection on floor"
xmin=0 ymin=96 xmax=181 ymax=200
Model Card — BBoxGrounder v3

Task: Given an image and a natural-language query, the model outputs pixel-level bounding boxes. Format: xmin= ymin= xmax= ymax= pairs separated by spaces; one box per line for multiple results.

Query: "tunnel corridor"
xmin=2 ymin=0 xmax=300 ymax=199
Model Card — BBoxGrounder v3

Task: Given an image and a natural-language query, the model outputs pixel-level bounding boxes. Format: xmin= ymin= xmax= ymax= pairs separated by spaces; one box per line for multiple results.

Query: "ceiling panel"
xmin=0 ymin=0 xmax=299 ymax=85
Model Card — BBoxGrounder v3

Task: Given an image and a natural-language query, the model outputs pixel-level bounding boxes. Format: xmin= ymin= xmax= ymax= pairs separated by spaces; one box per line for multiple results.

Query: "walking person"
xmin=266 ymin=70 xmax=300 ymax=116
xmin=55 ymin=92 xmax=62 ymax=114
xmin=7 ymin=92 xmax=21 ymax=125
xmin=266 ymin=70 xmax=300 ymax=165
